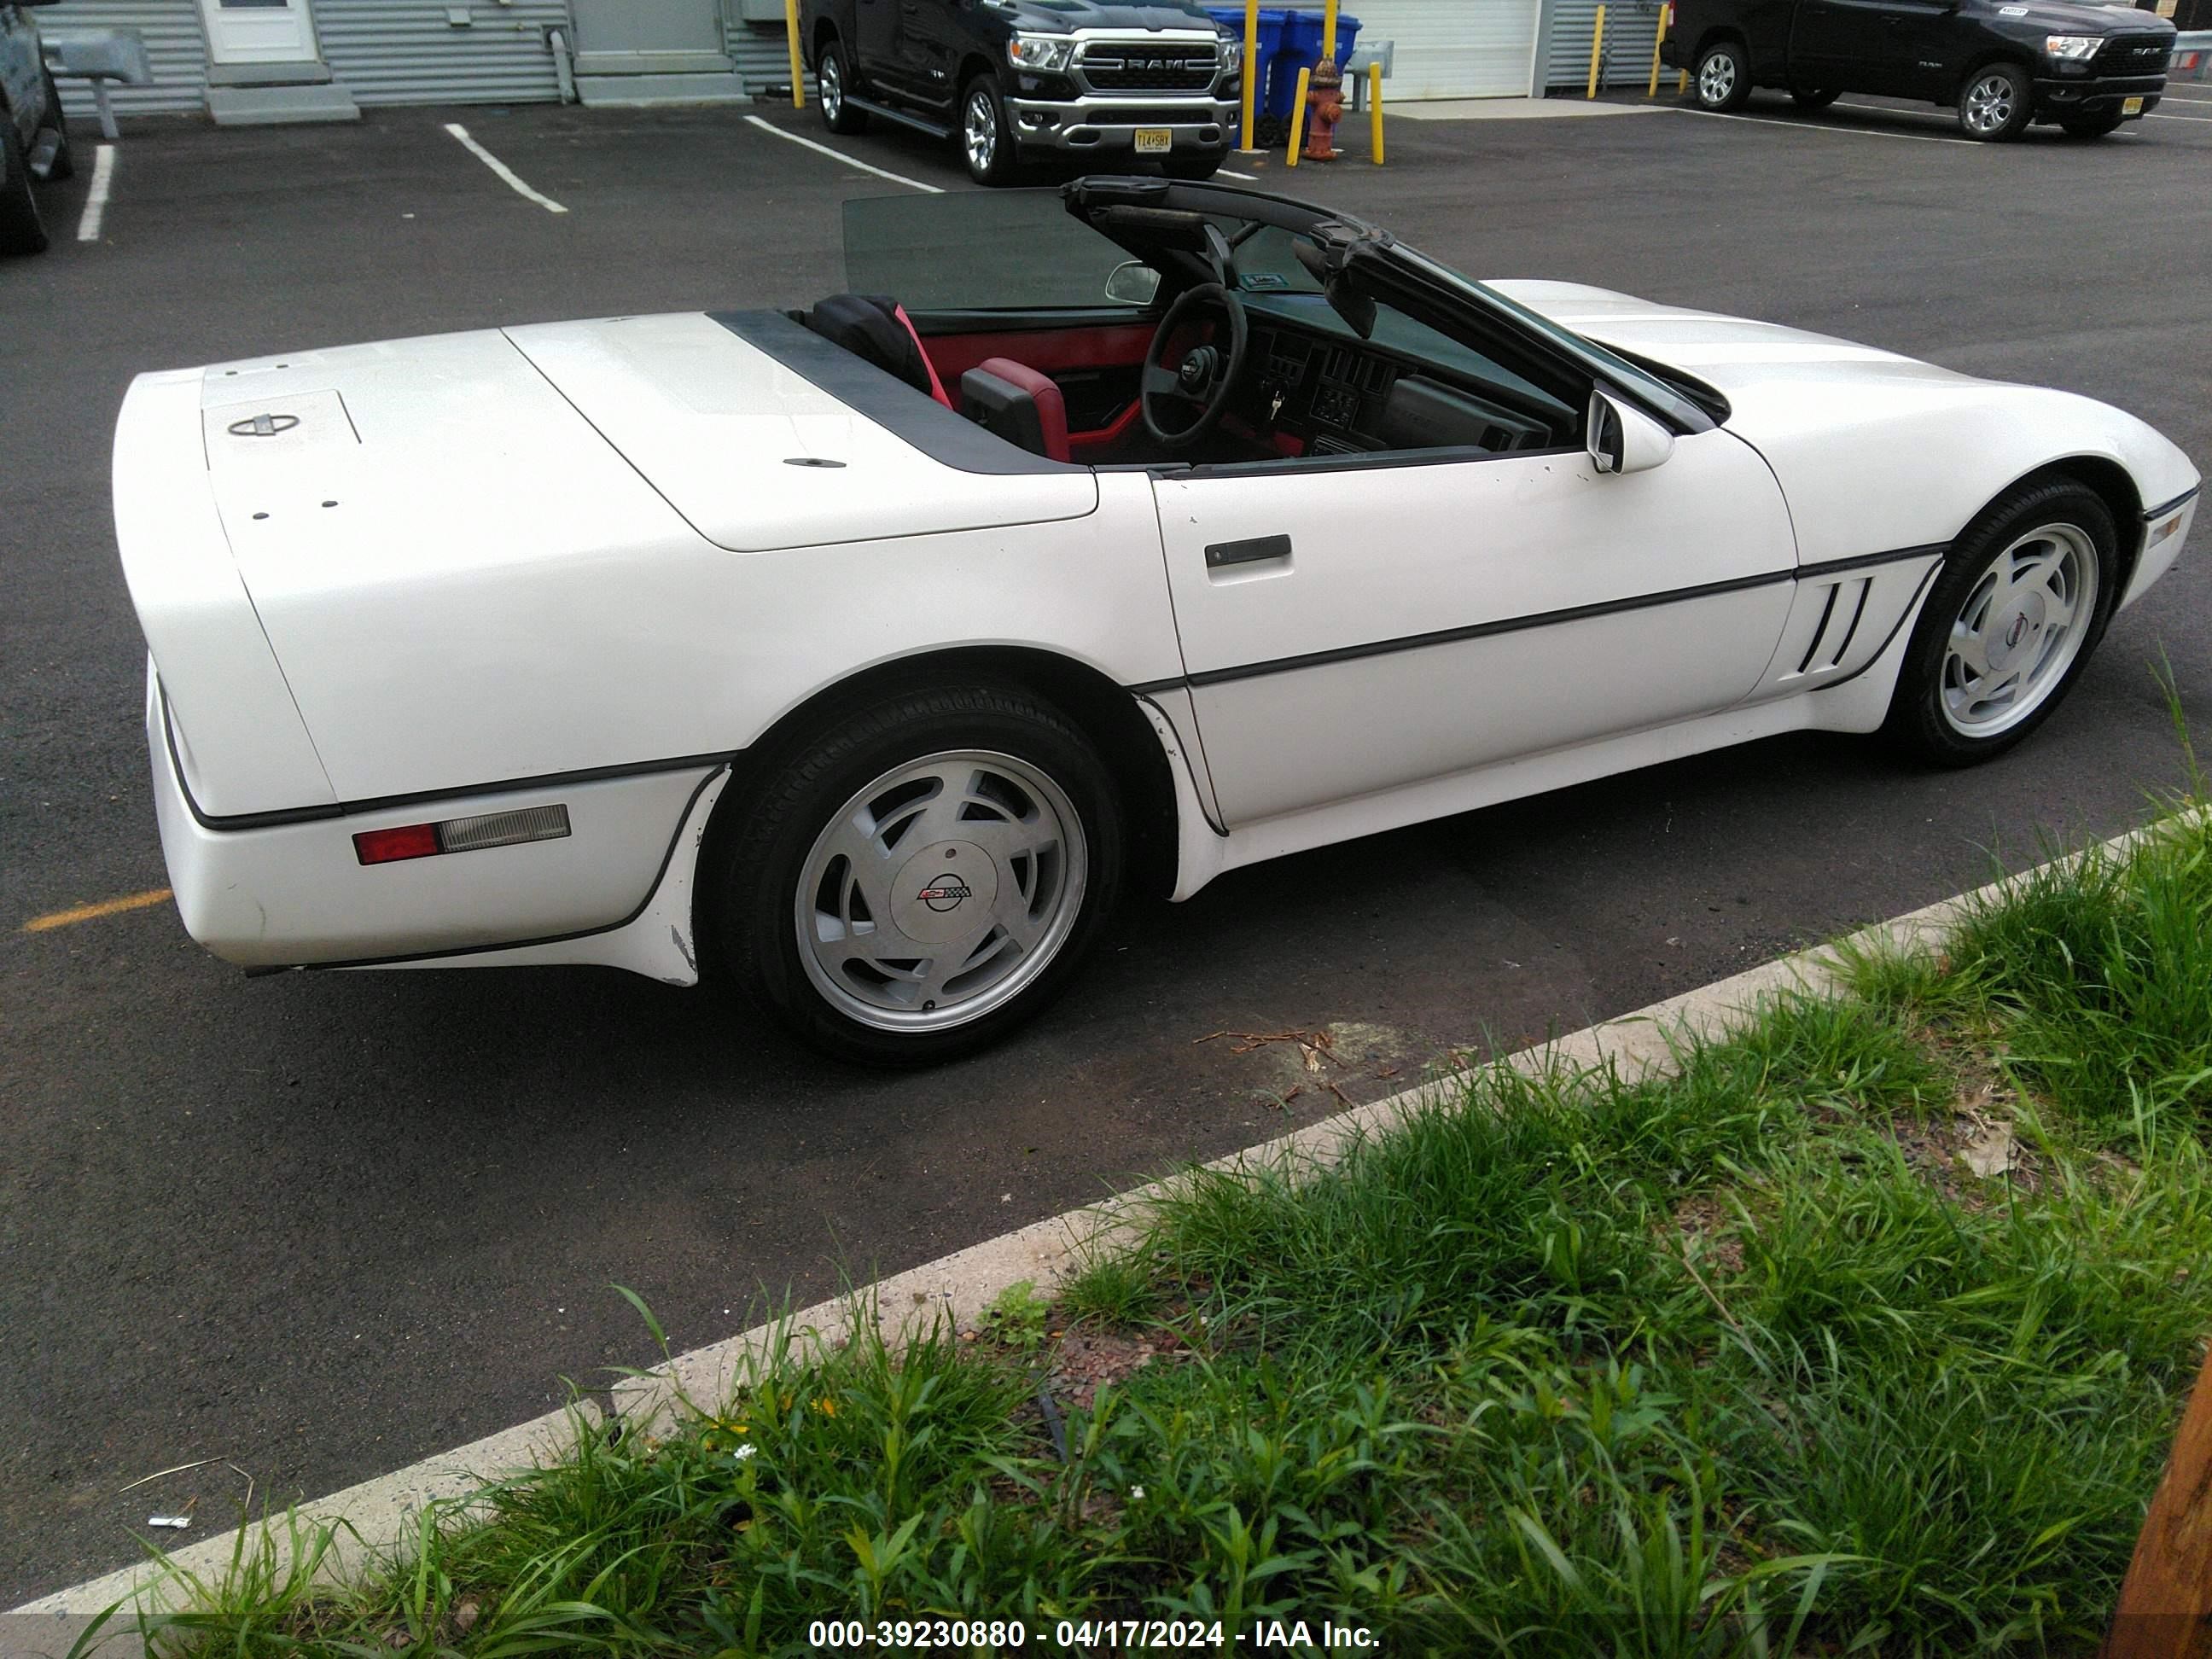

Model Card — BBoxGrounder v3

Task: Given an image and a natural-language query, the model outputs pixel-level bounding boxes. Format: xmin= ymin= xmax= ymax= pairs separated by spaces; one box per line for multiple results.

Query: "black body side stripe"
xmin=2145 ymin=487 xmax=2199 ymax=521
xmin=1131 ymin=543 xmax=1946 ymax=696
xmin=1793 ymin=543 xmax=1947 ymax=580
xmin=166 ymin=692 xmax=737 ymax=832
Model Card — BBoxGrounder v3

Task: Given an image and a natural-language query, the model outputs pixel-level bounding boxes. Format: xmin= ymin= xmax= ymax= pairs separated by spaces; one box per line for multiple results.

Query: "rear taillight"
xmin=353 ymin=804 xmax=571 ymax=866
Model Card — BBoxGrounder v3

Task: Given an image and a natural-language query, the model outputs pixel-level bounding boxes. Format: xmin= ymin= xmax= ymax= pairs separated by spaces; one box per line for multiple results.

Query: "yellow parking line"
xmin=21 ymin=888 xmax=173 ymax=933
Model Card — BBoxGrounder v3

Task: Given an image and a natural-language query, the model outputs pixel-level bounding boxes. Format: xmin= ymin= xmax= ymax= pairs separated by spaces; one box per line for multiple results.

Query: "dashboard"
xmin=1244 ymin=324 xmax=1557 ymax=457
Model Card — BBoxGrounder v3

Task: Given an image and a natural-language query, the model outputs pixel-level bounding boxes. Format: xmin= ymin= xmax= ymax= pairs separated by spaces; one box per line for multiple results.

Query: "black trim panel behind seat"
xmin=709 ymin=309 xmax=1079 ymax=479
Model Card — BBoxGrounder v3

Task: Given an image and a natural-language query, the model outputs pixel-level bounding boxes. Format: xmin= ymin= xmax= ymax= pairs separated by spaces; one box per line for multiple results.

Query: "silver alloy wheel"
xmin=964 ymin=87 xmax=998 ymax=176
xmin=795 ymin=749 xmax=1087 ymax=1033
xmin=1962 ymin=71 xmax=2017 ymax=135
xmin=1939 ymin=522 xmax=2098 ymax=737
xmin=821 ymin=53 xmax=844 ymax=121
xmin=1698 ymin=52 xmax=1737 ymax=105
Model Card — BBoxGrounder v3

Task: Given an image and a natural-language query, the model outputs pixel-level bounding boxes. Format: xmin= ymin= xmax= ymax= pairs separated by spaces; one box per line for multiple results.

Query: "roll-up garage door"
xmin=1333 ymin=0 xmax=1540 ymax=98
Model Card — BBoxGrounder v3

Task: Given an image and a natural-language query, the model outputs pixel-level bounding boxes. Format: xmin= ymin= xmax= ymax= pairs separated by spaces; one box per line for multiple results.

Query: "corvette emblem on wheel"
xmin=918 ymin=878 xmax=974 ymax=911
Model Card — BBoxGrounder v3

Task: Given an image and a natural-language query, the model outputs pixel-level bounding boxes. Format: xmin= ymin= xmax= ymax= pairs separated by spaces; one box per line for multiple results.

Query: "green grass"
xmin=96 ymin=798 xmax=2212 ymax=1657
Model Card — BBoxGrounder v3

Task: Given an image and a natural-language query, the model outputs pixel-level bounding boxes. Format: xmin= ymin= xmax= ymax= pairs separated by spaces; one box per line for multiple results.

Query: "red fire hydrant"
xmin=1302 ymin=56 xmax=1344 ymax=161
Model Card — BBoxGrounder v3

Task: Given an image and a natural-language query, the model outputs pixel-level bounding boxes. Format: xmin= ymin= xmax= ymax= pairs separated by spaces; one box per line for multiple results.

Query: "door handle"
xmin=1205 ymin=533 xmax=1293 ymax=569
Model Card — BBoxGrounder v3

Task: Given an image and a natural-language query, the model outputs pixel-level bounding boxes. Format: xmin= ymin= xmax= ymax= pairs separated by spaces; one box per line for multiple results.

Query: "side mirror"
xmin=1104 ymin=261 xmax=1161 ymax=306
xmin=1586 ymin=387 xmax=1675 ymax=476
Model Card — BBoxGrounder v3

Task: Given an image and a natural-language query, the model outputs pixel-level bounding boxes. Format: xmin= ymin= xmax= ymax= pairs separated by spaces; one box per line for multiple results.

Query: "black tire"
xmin=39 ymin=73 xmax=73 ymax=182
xmin=1956 ymin=61 xmax=2033 ymax=140
xmin=959 ymin=73 xmax=1020 ymax=186
xmin=2060 ymin=112 xmax=2125 ymax=139
xmin=713 ymin=682 xmax=1125 ymax=1066
xmin=1164 ymin=154 xmax=1224 ymax=180
xmin=1691 ymin=39 xmax=1753 ymax=112
xmin=1882 ymin=478 xmax=2120 ymax=766
xmin=0 ymin=114 xmax=49 ymax=257
xmin=815 ymin=38 xmax=869 ymax=135
xmin=1790 ymin=87 xmax=1838 ymax=108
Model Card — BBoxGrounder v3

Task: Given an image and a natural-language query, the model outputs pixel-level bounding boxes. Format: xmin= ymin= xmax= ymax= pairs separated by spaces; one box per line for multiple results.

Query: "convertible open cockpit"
xmin=795 ymin=178 xmax=1723 ymax=478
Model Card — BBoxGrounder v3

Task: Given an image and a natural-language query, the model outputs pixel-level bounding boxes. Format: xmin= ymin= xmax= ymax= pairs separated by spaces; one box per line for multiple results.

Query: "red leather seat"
xmin=960 ymin=357 xmax=1070 ymax=463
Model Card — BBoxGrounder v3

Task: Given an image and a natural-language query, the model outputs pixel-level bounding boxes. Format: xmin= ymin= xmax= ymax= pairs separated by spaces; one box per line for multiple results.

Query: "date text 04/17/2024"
xmin=803 ymin=1617 xmax=1381 ymax=1649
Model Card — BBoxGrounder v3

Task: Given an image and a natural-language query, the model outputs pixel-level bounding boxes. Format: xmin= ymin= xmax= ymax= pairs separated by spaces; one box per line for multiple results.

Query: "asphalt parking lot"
xmin=4 ymin=82 xmax=2211 ymax=1604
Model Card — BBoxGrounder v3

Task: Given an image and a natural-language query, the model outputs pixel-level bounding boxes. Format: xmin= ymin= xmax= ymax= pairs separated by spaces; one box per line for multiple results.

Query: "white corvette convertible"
xmin=117 ymin=179 xmax=2197 ymax=1063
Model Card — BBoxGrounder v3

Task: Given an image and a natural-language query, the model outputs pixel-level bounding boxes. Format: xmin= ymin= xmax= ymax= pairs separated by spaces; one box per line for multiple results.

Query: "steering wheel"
xmin=1140 ymin=282 xmax=1251 ymax=450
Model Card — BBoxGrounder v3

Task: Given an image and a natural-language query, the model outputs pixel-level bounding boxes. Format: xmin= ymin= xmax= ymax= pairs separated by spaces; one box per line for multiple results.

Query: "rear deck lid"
xmin=504 ymin=311 xmax=1099 ymax=553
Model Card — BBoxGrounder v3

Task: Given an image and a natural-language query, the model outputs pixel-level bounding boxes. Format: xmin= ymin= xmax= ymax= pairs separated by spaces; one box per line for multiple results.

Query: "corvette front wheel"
xmin=1883 ymin=479 xmax=2119 ymax=766
xmin=716 ymin=684 xmax=1123 ymax=1065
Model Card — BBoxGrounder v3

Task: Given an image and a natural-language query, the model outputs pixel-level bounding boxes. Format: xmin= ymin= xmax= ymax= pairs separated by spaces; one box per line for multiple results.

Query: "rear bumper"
xmin=148 ymin=661 xmax=716 ymax=969
xmin=1008 ymin=95 xmax=1237 ymax=154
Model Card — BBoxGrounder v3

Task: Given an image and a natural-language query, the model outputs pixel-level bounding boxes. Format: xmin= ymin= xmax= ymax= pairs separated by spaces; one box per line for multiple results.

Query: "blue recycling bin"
xmin=1204 ymin=6 xmax=1291 ymax=143
xmin=1267 ymin=8 xmax=1362 ymax=122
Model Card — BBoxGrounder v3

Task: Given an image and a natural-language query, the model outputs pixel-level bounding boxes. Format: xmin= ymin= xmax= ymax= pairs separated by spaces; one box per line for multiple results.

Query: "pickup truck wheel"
xmin=39 ymin=73 xmax=74 ymax=182
xmin=961 ymin=73 xmax=1020 ymax=185
xmin=2060 ymin=112 xmax=2124 ymax=138
xmin=1692 ymin=41 xmax=1752 ymax=112
xmin=1958 ymin=63 xmax=2031 ymax=140
xmin=1790 ymin=87 xmax=1838 ymax=108
xmin=817 ymin=41 xmax=870 ymax=134
xmin=715 ymin=683 xmax=1123 ymax=1066
xmin=0 ymin=115 xmax=50 ymax=257
xmin=1883 ymin=480 xmax=2118 ymax=766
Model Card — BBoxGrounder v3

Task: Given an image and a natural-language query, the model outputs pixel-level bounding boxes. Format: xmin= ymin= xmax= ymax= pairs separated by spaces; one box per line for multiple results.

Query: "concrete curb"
xmin=12 ymin=818 xmax=2160 ymax=1621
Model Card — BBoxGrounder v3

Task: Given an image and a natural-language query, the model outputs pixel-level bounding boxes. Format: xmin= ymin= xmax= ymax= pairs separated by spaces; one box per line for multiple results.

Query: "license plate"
xmin=2124 ymin=95 xmax=2145 ymax=114
xmin=1133 ymin=127 xmax=1173 ymax=154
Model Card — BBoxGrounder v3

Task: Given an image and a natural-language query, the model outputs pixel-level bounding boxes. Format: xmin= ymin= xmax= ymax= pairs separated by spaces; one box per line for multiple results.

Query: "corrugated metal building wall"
xmin=45 ymin=0 xmax=574 ymax=121
xmin=725 ymin=16 xmax=801 ymax=94
xmin=46 ymin=1 xmax=207 ymax=119
xmin=1337 ymin=0 xmax=1540 ymax=97
xmin=314 ymin=0 xmax=571 ymax=106
xmin=1539 ymin=0 xmax=1666 ymax=90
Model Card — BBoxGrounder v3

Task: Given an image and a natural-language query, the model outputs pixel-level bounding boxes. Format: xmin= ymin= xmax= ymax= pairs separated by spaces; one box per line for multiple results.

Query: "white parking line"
xmin=1668 ymin=103 xmax=1981 ymax=145
xmin=2148 ymin=108 xmax=2212 ymax=123
xmin=75 ymin=143 xmax=114 ymax=242
xmin=441 ymin=122 xmax=568 ymax=213
xmin=1220 ymin=166 xmax=1260 ymax=179
xmin=742 ymin=115 xmax=946 ymax=193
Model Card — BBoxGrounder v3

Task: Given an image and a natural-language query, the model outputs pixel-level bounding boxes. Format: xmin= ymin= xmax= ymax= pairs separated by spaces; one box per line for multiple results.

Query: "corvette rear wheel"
xmin=716 ymin=684 xmax=1122 ymax=1065
xmin=1884 ymin=479 xmax=2118 ymax=765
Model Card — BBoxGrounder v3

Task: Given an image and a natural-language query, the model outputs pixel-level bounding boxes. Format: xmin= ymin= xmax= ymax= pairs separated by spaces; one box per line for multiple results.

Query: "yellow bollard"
xmin=1285 ymin=65 xmax=1310 ymax=166
xmin=1586 ymin=3 xmax=1606 ymax=99
xmin=1238 ymin=0 xmax=1260 ymax=152
xmin=1679 ymin=67 xmax=1688 ymax=92
xmin=1323 ymin=0 xmax=1339 ymax=62
xmin=785 ymin=0 xmax=805 ymax=108
xmin=1647 ymin=5 xmax=1668 ymax=96
xmin=1369 ymin=60 xmax=1383 ymax=163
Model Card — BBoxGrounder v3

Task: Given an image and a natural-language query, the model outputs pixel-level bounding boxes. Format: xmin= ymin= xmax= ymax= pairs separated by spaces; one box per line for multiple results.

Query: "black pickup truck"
xmin=799 ymin=0 xmax=1243 ymax=185
xmin=1661 ymin=0 xmax=2176 ymax=138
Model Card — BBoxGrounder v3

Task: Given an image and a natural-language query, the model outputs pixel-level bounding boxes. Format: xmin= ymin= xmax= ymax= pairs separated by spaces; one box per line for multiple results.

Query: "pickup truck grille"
xmin=1077 ymin=45 xmax=1220 ymax=91
xmin=2096 ymin=35 xmax=2171 ymax=74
